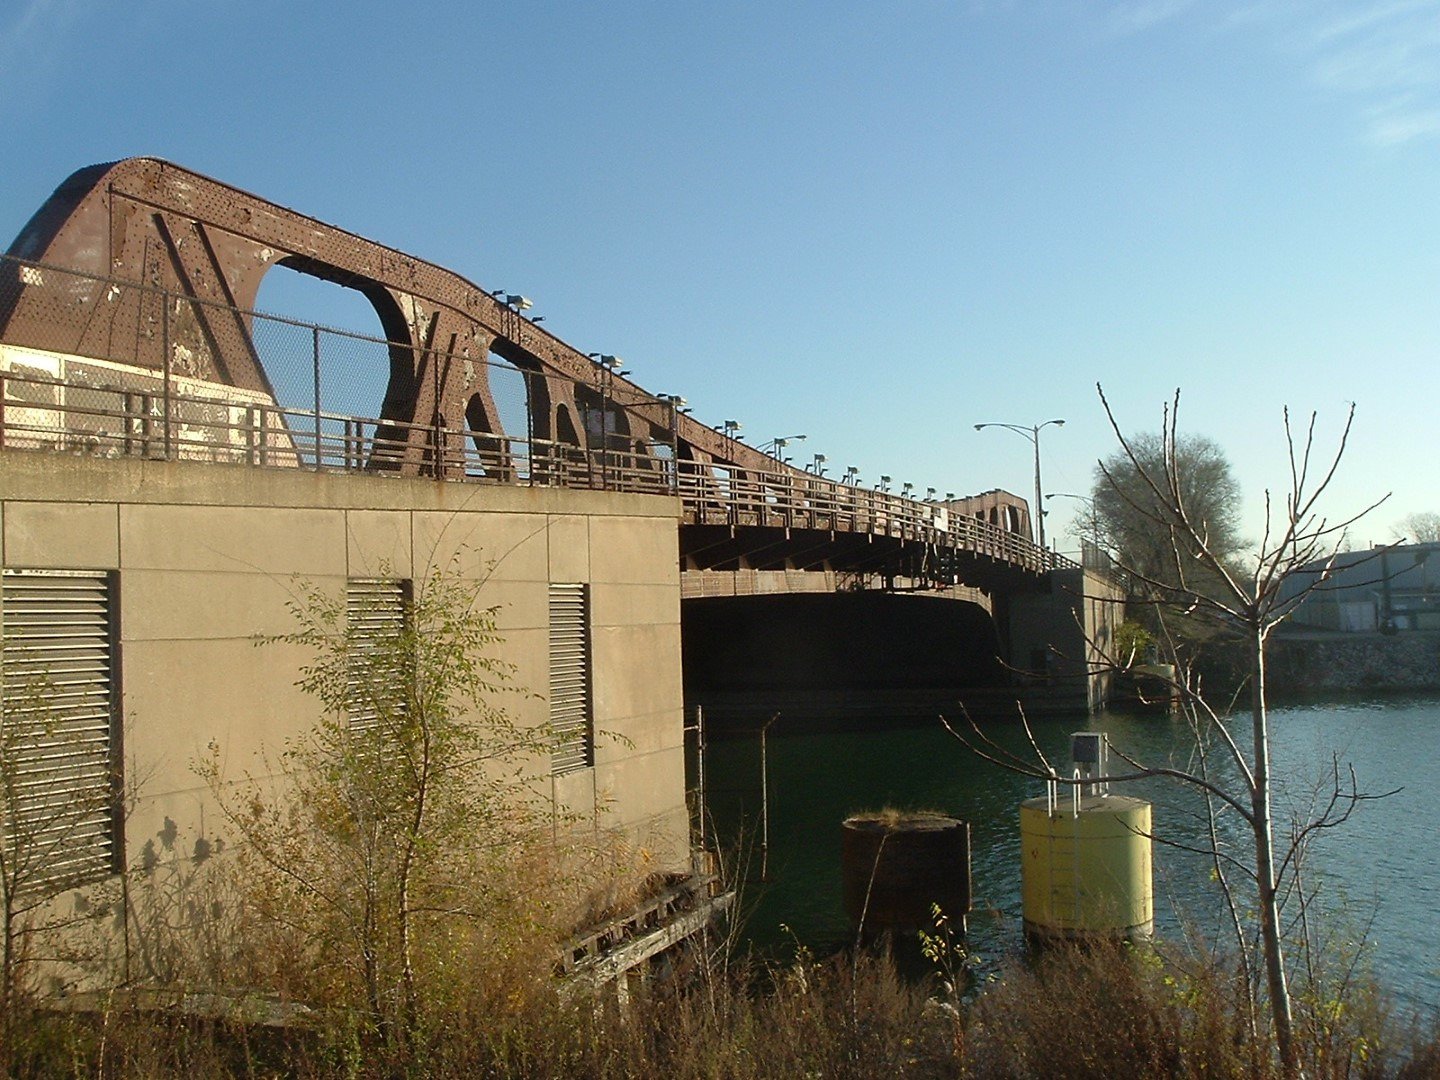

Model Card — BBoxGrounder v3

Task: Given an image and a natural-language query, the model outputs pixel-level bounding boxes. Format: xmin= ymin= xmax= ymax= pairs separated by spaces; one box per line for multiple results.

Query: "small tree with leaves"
xmin=201 ymin=561 xmax=563 ymax=1051
xmin=951 ymin=387 xmax=1393 ymax=1077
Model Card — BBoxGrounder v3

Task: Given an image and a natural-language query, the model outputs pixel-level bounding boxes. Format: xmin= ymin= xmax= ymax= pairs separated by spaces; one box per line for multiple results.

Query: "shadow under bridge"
xmin=680 ymin=591 xmax=1016 ymax=733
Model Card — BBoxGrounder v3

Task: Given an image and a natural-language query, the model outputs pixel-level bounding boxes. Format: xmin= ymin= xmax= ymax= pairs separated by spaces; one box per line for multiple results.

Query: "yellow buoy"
xmin=1020 ymin=792 xmax=1153 ymax=942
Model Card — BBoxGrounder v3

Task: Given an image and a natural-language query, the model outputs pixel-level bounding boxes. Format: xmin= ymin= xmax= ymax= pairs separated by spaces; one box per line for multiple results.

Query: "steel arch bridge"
xmin=2 ymin=158 xmax=1060 ymax=591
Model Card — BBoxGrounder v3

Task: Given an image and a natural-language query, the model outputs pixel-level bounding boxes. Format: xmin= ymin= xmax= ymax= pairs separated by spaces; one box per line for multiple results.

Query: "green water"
xmin=700 ymin=692 xmax=1440 ymax=1011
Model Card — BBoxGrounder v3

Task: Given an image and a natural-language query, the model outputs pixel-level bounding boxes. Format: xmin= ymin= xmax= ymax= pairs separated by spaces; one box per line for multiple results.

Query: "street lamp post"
xmin=1046 ymin=491 xmax=1098 ymax=566
xmin=760 ymin=433 xmax=807 ymax=461
xmin=974 ymin=418 xmax=1065 ymax=549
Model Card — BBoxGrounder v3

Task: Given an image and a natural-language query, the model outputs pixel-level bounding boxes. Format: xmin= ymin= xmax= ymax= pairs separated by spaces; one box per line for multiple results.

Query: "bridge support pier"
xmin=997 ymin=567 xmax=1125 ymax=716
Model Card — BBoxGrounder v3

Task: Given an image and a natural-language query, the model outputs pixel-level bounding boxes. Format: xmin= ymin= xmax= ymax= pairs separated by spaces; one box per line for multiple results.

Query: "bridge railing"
xmin=675 ymin=462 xmax=1066 ymax=572
xmin=0 ymin=253 xmax=1066 ymax=573
xmin=0 ymin=354 xmax=681 ymax=492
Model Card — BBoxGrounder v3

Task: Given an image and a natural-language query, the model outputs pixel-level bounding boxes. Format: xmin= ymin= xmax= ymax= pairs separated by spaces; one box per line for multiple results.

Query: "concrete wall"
xmin=1264 ymin=630 xmax=1440 ymax=694
xmin=0 ymin=450 xmax=691 ymax=897
xmin=1004 ymin=568 xmax=1127 ymax=714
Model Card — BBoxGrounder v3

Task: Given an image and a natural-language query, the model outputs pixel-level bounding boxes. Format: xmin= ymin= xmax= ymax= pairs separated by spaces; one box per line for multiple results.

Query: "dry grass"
xmin=8 ymin=937 xmax=1440 ymax=1079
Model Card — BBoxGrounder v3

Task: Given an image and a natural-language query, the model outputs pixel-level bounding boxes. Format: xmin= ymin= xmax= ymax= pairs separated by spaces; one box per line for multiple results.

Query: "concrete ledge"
xmin=0 ymin=449 xmax=682 ymax=521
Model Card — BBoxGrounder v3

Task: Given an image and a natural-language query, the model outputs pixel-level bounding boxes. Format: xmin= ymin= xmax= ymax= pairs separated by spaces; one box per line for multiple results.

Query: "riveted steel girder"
xmin=1 ymin=157 xmax=1038 ymax=550
xmin=2 ymin=158 xmax=677 ymax=472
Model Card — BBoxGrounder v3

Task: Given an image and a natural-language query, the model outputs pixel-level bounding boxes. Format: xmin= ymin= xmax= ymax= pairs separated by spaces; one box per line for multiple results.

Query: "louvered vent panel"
xmin=2 ymin=570 xmax=118 ymax=889
xmin=549 ymin=584 xmax=592 ymax=775
xmin=346 ymin=578 xmax=410 ymax=735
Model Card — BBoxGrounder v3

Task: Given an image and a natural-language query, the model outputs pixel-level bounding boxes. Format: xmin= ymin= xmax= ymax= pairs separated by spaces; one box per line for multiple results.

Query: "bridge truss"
xmin=1 ymin=159 xmax=1064 ymax=589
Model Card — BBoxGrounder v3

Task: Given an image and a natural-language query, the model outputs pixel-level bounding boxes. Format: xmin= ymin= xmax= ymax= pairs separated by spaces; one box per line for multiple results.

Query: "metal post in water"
xmin=697 ymin=704 xmax=707 ymax=849
xmin=760 ymin=713 xmax=779 ymax=883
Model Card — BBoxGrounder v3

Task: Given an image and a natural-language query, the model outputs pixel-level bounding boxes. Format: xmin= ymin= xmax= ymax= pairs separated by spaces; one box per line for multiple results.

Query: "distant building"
xmin=1279 ymin=543 xmax=1440 ymax=633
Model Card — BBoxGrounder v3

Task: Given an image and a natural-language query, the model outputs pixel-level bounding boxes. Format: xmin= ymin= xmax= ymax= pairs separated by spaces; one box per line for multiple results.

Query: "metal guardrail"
xmin=0 ymin=255 xmax=1071 ymax=576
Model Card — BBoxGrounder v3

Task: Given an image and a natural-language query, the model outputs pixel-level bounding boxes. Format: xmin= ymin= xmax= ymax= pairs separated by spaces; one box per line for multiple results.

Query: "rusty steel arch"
xmin=1 ymin=156 xmax=1039 ymax=559
xmin=0 ymin=158 xmax=679 ymax=472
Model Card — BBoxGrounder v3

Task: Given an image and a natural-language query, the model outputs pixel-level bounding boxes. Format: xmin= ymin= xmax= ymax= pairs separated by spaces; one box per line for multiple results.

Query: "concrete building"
xmin=0 ymin=444 xmax=692 ymax=977
xmin=1278 ymin=543 xmax=1440 ymax=633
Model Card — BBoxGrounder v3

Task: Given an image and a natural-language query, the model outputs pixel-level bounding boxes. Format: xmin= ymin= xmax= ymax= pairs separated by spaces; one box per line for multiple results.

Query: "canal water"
xmin=700 ymin=692 xmax=1440 ymax=1011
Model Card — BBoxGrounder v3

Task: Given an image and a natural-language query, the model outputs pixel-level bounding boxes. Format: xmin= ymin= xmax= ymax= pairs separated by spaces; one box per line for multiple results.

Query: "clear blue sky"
xmin=3 ymin=0 xmax=1436 ymax=552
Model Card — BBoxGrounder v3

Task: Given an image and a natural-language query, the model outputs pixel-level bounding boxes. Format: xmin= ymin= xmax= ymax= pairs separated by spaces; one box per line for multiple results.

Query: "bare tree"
xmin=1081 ymin=429 xmax=1245 ymax=584
xmin=950 ymin=386 xmax=1394 ymax=1076
xmin=1393 ymin=511 xmax=1440 ymax=544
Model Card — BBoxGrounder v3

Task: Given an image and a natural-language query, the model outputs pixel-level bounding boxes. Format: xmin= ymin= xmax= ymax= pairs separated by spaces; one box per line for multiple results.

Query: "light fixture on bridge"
xmin=763 ymin=433 xmax=807 ymax=457
xmin=878 ymin=475 xmax=892 ymax=492
xmin=721 ymin=419 xmax=743 ymax=440
xmin=588 ymin=353 xmax=629 ymax=376
xmin=925 ymin=487 xmax=937 ymax=501
xmin=902 ymin=482 xmax=914 ymax=497
xmin=492 ymin=290 xmax=534 ymax=311
xmin=843 ymin=465 xmax=860 ymax=485
xmin=808 ymin=453 xmax=827 ymax=475
xmin=945 ymin=491 xmax=955 ymax=501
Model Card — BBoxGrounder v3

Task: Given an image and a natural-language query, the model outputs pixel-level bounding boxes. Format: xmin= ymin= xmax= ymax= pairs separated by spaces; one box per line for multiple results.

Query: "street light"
xmin=587 ymin=353 xmax=629 ymax=375
xmin=721 ymin=419 xmax=743 ymax=440
xmin=844 ymin=465 xmax=860 ymax=485
xmin=491 ymin=290 xmax=533 ymax=311
xmin=808 ymin=453 xmax=827 ymax=475
xmin=878 ymin=475 xmax=892 ymax=493
xmin=761 ymin=433 xmax=807 ymax=457
xmin=974 ymin=418 xmax=1066 ymax=549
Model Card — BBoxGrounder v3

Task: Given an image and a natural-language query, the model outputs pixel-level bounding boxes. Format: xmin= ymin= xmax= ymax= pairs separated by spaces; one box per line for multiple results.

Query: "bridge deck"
xmin=0 ymin=254 xmax=1070 ymax=585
